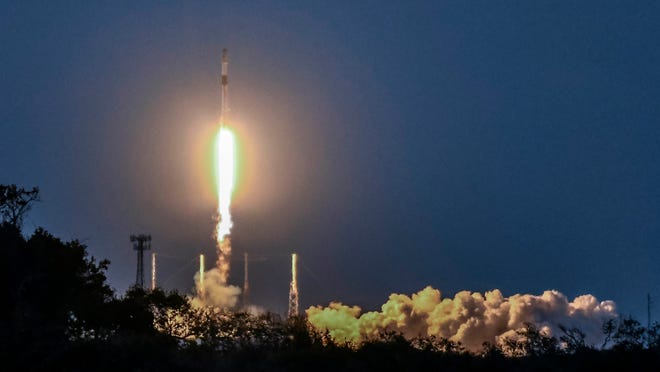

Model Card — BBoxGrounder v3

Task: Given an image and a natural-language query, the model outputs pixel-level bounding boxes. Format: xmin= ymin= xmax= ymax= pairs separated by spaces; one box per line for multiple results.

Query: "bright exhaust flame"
xmin=215 ymin=127 xmax=236 ymax=284
xmin=192 ymin=126 xmax=241 ymax=309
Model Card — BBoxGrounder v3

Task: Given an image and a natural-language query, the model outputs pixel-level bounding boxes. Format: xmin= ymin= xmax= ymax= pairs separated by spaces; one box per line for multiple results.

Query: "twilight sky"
xmin=2 ymin=1 xmax=660 ymax=318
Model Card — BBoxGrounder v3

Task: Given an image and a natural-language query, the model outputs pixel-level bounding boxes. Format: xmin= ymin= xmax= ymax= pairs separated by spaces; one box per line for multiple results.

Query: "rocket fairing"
xmin=220 ymin=48 xmax=230 ymax=124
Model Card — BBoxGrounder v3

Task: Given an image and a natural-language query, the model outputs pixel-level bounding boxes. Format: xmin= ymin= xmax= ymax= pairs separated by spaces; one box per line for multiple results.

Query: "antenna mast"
xmin=130 ymin=234 xmax=151 ymax=288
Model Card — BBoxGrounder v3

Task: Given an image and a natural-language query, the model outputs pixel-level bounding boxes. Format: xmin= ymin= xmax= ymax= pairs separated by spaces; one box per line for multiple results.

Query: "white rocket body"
xmin=221 ymin=49 xmax=230 ymax=124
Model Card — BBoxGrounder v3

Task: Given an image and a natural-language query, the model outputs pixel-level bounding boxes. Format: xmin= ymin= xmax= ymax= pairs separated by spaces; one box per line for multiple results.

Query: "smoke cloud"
xmin=306 ymin=286 xmax=616 ymax=352
xmin=192 ymin=268 xmax=241 ymax=309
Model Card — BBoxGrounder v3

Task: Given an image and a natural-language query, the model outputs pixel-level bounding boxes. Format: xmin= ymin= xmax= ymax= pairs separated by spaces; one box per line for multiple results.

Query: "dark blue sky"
xmin=2 ymin=1 xmax=660 ymax=318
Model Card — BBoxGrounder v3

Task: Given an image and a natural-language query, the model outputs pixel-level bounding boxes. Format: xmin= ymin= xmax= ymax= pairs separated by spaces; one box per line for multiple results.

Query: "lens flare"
xmin=214 ymin=127 xmax=236 ymax=283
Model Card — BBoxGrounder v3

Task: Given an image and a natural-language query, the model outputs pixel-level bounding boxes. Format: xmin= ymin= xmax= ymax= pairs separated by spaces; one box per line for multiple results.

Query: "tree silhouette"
xmin=0 ymin=184 xmax=40 ymax=228
xmin=612 ymin=316 xmax=646 ymax=351
xmin=2 ymin=226 xmax=114 ymax=368
xmin=601 ymin=318 xmax=617 ymax=349
xmin=500 ymin=322 xmax=558 ymax=357
xmin=559 ymin=324 xmax=589 ymax=353
xmin=647 ymin=322 xmax=660 ymax=350
xmin=411 ymin=335 xmax=465 ymax=354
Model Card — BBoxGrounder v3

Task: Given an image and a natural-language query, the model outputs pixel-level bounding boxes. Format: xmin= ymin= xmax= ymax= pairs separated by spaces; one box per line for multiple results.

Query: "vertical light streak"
xmin=151 ymin=252 xmax=156 ymax=290
xmin=199 ymin=254 xmax=205 ymax=294
xmin=292 ymin=253 xmax=298 ymax=288
xmin=288 ymin=253 xmax=299 ymax=317
xmin=214 ymin=127 xmax=236 ymax=283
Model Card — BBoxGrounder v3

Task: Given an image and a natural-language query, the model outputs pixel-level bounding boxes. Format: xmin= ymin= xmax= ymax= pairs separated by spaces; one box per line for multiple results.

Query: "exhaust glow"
xmin=214 ymin=127 xmax=236 ymax=283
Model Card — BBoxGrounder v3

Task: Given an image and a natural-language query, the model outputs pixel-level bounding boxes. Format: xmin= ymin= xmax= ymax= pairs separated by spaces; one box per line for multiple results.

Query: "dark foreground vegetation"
xmin=3 ymin=184 xmax=660 ymax=371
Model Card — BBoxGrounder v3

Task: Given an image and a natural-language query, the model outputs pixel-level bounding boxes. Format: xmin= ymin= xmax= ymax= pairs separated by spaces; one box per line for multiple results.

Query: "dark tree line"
xmin=3 ymin=183 xmax=660 ymax=371
xmin=0 ymin=184 xmax=39 ymax=228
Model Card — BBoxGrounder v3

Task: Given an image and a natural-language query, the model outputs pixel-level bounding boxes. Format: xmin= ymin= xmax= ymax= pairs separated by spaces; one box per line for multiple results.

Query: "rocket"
xmin=221 ymin=48 xmax=230 ymax=124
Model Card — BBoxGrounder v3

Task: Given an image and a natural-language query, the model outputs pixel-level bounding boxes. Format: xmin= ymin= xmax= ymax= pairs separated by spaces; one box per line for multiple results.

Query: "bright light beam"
xmin=215 ymin=127 xmax=236 ymax=283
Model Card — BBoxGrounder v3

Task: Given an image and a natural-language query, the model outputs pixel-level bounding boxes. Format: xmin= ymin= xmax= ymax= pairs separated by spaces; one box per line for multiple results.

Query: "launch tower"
xmin=131 ymin=234 xmax=151 ymax=288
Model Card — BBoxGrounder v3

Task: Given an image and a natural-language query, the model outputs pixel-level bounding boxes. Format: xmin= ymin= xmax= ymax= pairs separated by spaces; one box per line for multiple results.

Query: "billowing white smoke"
xmin=192 ymin=268 xmax=241 ymax=309
xmin=306 ymin=286 xmax=617 ymax=352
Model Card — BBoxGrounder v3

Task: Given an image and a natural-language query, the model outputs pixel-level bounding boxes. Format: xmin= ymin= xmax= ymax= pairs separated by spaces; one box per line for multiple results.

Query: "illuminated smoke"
xmin=192 ymin=268 xmax=241 ymax=309
xmin=306 ymin=286 xmax=617 ymax=352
